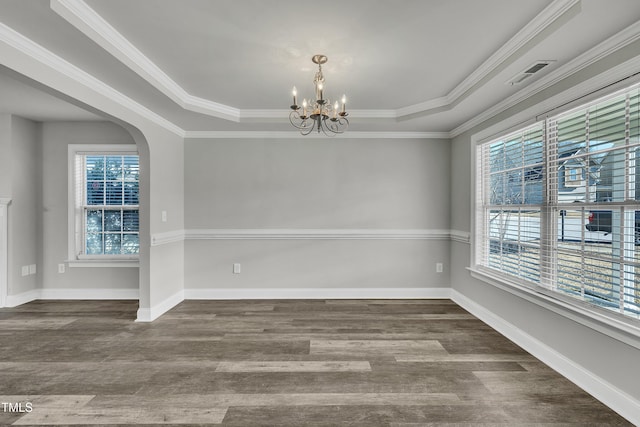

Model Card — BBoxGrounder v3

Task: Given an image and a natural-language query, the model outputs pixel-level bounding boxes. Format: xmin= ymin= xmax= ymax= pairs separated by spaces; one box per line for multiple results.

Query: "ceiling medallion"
xmin=289 ymin=54 xmax=349 ymax=136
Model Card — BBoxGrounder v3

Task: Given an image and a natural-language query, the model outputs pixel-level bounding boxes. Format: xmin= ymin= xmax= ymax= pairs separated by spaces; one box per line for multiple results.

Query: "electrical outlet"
xmin=58 ymin=263 xmax=66 ymax=274
xmin=436 ymin=262 xmax=443 ymax=273
xmin=21 ymin=265 xmax=29 ymax=276
xmin=161 ymin=210 xmax=167 ymax=222
xmin=29 ymin=264 xmax=36 ymax=275
xmin=233 ymin=263 xmax=241 ymax=274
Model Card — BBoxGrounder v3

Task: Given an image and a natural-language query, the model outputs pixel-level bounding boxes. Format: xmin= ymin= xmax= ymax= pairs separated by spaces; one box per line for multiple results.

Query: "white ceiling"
xmin=0 ymin=0 xmax=639 ymax=134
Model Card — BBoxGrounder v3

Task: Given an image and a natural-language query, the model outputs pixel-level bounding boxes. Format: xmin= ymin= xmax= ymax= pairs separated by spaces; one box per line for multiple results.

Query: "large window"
xmin=476 ymin=84 xmax=640 ymax=320
xmin=69 ymin=145 xmax=139 ymax=264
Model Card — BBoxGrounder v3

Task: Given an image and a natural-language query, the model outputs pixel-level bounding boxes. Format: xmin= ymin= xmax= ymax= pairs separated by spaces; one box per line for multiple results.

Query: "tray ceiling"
xmin=0 ymin=0 xmax=639 ymax=135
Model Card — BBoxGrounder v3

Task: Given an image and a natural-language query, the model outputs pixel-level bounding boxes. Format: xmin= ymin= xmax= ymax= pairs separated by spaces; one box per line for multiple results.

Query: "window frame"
xmin=67 ymin=144 xmax=139 ymax=268
xmin=471 ymin=82 xmax=640 ymax=344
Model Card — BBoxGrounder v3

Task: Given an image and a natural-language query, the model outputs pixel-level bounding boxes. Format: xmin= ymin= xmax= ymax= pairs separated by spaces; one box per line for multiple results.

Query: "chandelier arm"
xmin=289 ymin=110 xmax=310 ymax=131
xmin=324 ymin=117 xmax=349 ymax=135
xmin=320 ymin=120 xmax=335 ymax=137
xmin=320 ymin=117 xmax=340 ymax=137
xmin=289 ymin=54 xmax=349 ymax=136
xmin=328 ymin=117 xmax=341 ymax=134
xmin=338 ymin=117 xmax=349 ymax=133
xmin=300 ymin=123 xmax=315 ymax=136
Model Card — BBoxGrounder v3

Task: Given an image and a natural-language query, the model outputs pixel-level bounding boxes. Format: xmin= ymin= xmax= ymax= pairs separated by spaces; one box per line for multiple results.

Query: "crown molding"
xmin=398 ymin=0 xmax=581 ymax=119
xmin=450 ymin=19 xmax=640 ymax=137
xmin=447 ymin=0 xmax=580 ymax=101
xmin=350 ymin=110 xmax=398 ymax=119
xmin=239 ymin=109 xmax=396 ymax=119
xmin=183 ymin=131 xmax=450 ymax=140
xmin=50 ymin=0 xmax=186 ymax=104
xmin=181 ymin=93 xmax=240 ymax=121
xmin=0 ymin=21 xmax=184 ymax=137
xmin=50 ymin=0 xmax=580 ymax=123
xmin=240 ymin=109 xmax=296 ymax=120
xmin=5 ymin=0 xmax=636 ymax=141
xmin=51 ymin=0 xmax=241 ymax=122
xmin=396 ymin=97 xmax=450 ymax=118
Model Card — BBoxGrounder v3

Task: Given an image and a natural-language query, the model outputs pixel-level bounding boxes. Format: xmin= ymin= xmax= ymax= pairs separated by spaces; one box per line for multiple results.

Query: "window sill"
xmin=467 ymin=266 xmax=640 ymax=350
xmin=67 ymin=259 xmax=139 ymax=268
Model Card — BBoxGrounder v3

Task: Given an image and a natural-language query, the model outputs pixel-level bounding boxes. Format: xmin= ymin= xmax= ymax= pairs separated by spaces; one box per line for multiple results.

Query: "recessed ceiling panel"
xmin=85 ymin=0 xmax=553 ymax=110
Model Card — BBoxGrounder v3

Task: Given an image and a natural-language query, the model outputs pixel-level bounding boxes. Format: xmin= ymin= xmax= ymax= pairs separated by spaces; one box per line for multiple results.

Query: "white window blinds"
xmin=477 ymin=123 xmax=545 ymax=284
xmin=477 ymin=83 xmax=640 ymax=319
xmin=74 ymin=153 xmax=140 ymax=257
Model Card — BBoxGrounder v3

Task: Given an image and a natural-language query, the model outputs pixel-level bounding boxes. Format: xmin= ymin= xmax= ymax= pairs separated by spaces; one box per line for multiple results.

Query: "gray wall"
xmin=184 ymin=137 xmax=450 ymax=291
xmin=0 ymin=37 xmax=184 ymax=316
xmin=7 ymin=116 xmax=40 ymax=296
xmin=141 ymin=125 xmax=184 ymax=310
xmin=0 ymin=115 xmax=11 ymax=197
xmin=186 ymin=138 xmax=449 ymax=229
xmin=40 ymin=121 xmax=138 ymax=291
xmin=449 ymin=41 xmax=640 ymax=404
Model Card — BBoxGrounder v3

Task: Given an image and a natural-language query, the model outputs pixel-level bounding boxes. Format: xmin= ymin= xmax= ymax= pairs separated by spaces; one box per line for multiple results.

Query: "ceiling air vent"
xmin=506 ymin=60 xmax=555 ymax=86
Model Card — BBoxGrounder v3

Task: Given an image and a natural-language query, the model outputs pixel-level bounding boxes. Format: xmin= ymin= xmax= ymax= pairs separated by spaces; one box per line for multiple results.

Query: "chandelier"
xmin=289 ymin=54 xmax=349 ymax=136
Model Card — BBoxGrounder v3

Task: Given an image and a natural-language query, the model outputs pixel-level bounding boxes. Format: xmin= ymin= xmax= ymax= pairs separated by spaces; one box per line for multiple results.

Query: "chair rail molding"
xmin=182 ymin=229 xmax=454 ymax=240
xmin=151 ymin=228 xmax=471 ymax=243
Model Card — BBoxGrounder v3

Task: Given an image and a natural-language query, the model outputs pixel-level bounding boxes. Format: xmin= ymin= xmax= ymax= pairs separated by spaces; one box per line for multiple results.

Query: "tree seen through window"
xmin=83 ymin=155 xmax=139 ymax=255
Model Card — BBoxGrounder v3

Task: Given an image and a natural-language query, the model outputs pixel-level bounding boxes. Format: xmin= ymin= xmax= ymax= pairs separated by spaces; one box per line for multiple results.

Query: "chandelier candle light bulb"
xmin=289 ymin=54 xmax=349 ymax=136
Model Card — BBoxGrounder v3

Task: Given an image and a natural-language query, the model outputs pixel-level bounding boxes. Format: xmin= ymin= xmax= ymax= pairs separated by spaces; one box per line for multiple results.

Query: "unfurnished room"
xmin=0 ymin=0 xmax=639 ymax=425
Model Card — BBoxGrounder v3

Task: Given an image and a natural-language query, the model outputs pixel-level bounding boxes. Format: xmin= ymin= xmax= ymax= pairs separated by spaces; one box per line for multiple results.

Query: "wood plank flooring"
xmin=0 ymin=299 xmax=632 ymax=426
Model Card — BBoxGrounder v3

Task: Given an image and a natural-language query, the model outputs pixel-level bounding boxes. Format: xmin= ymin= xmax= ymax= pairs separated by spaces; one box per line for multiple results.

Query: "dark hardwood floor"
xmin=0 ymin=299 xmax=632 ymax=426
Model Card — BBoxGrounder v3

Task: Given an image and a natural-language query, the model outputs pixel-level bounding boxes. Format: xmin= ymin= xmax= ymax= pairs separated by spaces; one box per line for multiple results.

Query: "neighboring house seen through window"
xmin=475 ymin=83 xmax=640 ymax=320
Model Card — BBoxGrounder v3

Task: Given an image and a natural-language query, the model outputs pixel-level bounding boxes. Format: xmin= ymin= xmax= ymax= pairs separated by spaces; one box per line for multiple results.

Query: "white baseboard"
xmin=137 ymin=287 xmax=450 ymax=320
xmin=39 ymin=288 xmax=139 ymax=300
xmin=450 ymin=289 xmax=640 ymax=426
xmin=184 ymin=287 xmax=452 ymax=300
xmin=3 ymin=288 xmax=138 ymax=308
xmin=136 ymin=289 xmax=184 ymax=322
xmin=4 ymin=289 xmax=39 ymax=307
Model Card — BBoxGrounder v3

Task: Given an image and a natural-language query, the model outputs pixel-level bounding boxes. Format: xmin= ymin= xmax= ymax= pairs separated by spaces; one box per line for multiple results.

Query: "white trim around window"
xmin=470 ymin=78 xmax=640 ymax=344
xmin=67 ymin=144 xmax=139 ymax=268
